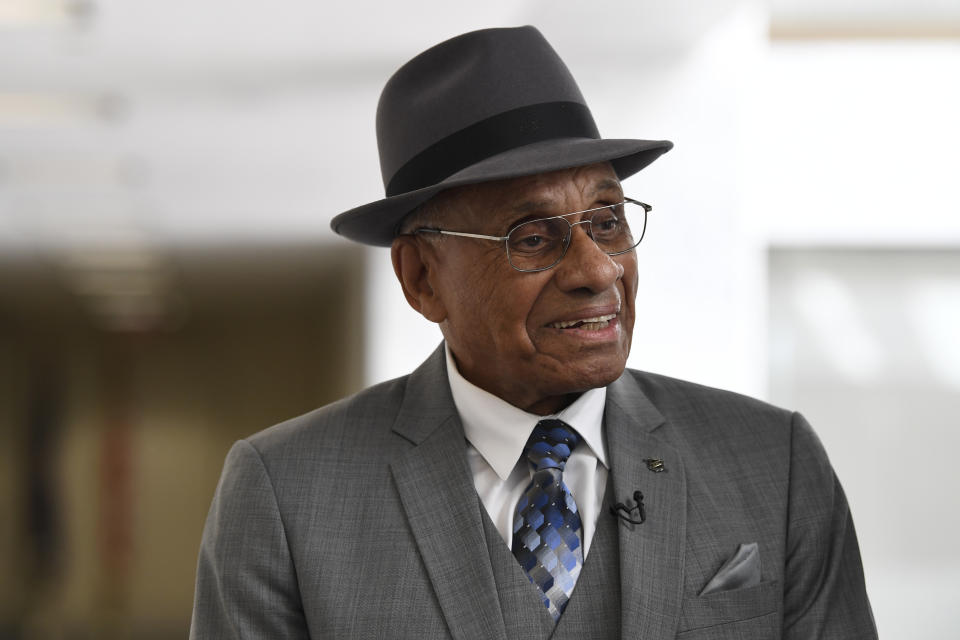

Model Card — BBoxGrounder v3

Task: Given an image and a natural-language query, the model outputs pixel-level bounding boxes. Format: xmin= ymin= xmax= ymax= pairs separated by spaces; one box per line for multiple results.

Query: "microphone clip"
xmin=610 ymin=490 xmax=646 ymax=525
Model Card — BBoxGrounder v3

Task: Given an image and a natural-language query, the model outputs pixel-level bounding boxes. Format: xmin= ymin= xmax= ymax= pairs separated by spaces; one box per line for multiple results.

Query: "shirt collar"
xmin=445 ymin=343 xmax=609 ymax=480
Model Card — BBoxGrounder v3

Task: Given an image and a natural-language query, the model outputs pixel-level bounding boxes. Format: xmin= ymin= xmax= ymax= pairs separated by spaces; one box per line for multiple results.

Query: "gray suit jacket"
xmin=190 ymin=345 xmax=877 ymax=639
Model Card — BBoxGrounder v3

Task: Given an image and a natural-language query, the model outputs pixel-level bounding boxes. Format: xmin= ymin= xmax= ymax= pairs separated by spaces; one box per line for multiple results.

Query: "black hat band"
xmin=385 ymin=101 xmax=599 ymax=197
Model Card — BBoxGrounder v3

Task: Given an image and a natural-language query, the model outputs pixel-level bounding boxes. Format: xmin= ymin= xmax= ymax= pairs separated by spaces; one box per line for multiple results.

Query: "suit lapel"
xmin=389 ymin=346 xmax=508 ymax=640
xmin=605 ymin=372 xmax=687 ymax=640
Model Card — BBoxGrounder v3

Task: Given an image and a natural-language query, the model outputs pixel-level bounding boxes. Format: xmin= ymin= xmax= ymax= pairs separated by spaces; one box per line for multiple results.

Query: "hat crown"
xmin=375 ymin=26 xmax=597 ymax=194
xmin=329 ymin=26 xmax=672 ymax=247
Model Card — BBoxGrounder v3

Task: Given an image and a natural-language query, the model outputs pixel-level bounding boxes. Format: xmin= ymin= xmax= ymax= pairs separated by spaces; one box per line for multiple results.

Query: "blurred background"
xmin=1 ymin=0 xmax=958 ymax=637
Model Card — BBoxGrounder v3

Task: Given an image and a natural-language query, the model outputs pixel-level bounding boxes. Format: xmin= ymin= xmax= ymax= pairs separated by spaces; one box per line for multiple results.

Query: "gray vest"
xmin=479 ymin=483 xmax=622 ymax=640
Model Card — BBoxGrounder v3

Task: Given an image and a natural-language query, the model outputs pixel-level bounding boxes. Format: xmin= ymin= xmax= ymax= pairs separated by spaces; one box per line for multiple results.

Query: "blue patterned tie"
xmin=512 ymin=419 xmax=583 ymax=621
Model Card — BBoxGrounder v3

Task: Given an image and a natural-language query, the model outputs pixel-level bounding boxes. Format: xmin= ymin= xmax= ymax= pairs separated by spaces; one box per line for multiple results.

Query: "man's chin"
xmin=547 ymin=358 xmax=628 ymax=395
xmin=521 ymin=363 xmax=624 ymax=414
xmin=579 ymin=365 xmax=627 ymax=391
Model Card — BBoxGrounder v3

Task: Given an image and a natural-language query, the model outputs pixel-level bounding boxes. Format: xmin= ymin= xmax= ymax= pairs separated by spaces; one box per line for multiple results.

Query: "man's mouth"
xmin=547 ymin=313 xmax=617 ymax=331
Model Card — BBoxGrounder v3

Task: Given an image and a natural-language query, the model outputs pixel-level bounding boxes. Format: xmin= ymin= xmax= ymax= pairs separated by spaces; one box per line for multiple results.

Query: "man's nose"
xmin=553 ymin=222 xmax=622 ymax=292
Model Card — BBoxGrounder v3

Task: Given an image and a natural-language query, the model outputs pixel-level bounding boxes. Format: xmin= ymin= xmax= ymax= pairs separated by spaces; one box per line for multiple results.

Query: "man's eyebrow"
xmin=511 ymin=199 xmax=553 ymax=215
xmin=591 ymin=178 xmax=623 ymax=197
xmin=502 ymin=179 xmax=625 ymax=226
xmin=510 ymin=181 xmax=623 ymax=213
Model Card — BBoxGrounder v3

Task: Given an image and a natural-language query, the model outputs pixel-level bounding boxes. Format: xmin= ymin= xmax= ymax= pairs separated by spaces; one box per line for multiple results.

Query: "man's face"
xmin=411 ymin=162 xmax=639 ymax=414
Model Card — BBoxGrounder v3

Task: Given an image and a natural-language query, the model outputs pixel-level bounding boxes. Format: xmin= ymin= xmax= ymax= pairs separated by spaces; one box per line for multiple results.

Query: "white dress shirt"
xmin=444 ymin=345 xmax=609 ymax=557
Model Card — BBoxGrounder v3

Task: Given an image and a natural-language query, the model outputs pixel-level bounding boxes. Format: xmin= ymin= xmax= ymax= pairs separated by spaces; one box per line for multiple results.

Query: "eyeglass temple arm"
xmin=415 ymin=228 xmax=507 ymax=242
xmin=623 ymin=197 xmax=652 ymax=213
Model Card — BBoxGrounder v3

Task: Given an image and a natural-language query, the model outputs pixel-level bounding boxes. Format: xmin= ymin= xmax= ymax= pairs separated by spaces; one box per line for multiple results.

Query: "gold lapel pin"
xmin=644 ymin=458 xmax=666 ymax=473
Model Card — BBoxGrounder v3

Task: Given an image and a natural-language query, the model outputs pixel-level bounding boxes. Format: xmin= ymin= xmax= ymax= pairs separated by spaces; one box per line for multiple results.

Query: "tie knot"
xmin=524 ymin=419 xmax=580 ymax=471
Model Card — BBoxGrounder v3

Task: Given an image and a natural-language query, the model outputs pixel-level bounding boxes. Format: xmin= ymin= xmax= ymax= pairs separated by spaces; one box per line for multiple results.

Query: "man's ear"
xmin=391 ymin=235 xmax=447 ymax=323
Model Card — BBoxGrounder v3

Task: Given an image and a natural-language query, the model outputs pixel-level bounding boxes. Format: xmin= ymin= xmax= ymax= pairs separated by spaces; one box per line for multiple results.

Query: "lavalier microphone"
xmin=610 ymin=490 xmax=645 ymax=525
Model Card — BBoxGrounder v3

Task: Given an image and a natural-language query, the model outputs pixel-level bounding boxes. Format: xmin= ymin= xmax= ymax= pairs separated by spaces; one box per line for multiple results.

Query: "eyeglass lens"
xmin=506 ymin=201 xmax=645 ymax=271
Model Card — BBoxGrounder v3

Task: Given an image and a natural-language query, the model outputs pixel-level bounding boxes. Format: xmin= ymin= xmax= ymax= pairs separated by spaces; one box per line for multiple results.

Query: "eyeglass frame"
xmin=411 ymin=197 xmax=652 ymax=272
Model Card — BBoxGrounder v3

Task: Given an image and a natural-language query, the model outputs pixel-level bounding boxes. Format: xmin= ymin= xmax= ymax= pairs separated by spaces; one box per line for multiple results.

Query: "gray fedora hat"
xmin=330 ymin=26 xmax=673 ymax=246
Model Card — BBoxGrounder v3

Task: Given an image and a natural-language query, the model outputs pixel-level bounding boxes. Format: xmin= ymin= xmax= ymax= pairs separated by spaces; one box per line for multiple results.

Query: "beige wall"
xmin=0 ymin=245 xmax=365 ymax=638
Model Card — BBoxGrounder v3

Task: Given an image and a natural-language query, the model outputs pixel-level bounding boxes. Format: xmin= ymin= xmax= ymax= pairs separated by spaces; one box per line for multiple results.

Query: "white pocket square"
xmin=699 ymin=542 xmax=762 ymax=596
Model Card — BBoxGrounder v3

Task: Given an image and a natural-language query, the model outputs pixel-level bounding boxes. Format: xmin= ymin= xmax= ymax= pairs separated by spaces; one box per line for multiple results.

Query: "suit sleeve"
xmin=783 ymin=412 xmax=877 ymax=639
xmin=190 ymin=440 xmax=311 ymax=640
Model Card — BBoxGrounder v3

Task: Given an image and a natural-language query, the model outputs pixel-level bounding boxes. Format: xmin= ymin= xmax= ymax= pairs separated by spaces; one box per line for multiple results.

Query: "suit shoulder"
xmin=621 ymin=371 xmax=814 ymax=494
xmin=623 ymin=368 xmax=794 ymax=435
xmin=243 ymin=374 xmax=409 ymax=458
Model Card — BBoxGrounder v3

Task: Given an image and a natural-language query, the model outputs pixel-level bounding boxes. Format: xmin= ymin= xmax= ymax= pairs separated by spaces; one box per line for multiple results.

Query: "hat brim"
xmin=330 ymin=137 xmax=673 ymax=247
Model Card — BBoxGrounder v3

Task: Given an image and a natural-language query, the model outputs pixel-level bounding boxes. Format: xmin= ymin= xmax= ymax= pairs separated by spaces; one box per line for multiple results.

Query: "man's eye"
xmin=594 ymin=205 xmax=629 ymax=232
xmin=517 ymin=234 xmax=546 ymax=249
xmin=510 ymin=219 xmax=561 ymax=252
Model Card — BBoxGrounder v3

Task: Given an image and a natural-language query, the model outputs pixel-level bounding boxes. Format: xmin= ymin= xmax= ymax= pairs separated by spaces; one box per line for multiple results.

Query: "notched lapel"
xmin=606 ymin=372 xmax=687 ymax=640
xmin=389 ymin=345 xmax=508 ymax=640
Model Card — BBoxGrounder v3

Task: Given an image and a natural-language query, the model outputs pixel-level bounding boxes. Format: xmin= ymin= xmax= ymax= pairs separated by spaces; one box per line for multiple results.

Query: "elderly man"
xmin=191 ymin=26 xmax=877 ymax=639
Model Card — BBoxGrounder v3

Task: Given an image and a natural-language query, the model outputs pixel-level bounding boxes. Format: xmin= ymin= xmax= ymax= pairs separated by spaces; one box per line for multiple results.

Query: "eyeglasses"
xmin=413 ymin=197 xmax=651 ymax=272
